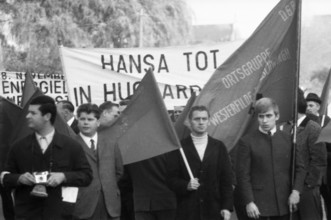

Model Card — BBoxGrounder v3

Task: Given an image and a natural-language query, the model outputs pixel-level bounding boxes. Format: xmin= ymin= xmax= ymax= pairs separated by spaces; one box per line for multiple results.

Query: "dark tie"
xmin=90 ymin=139 xmax=96 ymax=153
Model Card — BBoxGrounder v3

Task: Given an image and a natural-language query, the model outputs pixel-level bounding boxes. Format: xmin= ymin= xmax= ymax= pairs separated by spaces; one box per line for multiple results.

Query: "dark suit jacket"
xmin=73 ymin=133 xmax=123 ymax=219
xmin=70 ymin=119 xmax=79 ymax=134
xmin=2 ymin=131 xmax=92 ymax=220
xmin=235 ymin=129 xmax=305 ymax=217
xmin=127 ymin=153 xmax=177 ymax=212
xmin=168 ymin=135 xmax=233 ymax=220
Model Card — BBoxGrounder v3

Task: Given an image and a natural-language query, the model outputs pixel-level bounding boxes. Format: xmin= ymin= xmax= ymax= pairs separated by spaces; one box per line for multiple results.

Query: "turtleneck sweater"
xmin=191 ymin=133 xmax=208 ymax=161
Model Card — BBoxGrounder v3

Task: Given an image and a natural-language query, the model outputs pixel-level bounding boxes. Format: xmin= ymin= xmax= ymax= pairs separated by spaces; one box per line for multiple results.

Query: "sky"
xmin=186 ymin=0 xmax=331 ymax=38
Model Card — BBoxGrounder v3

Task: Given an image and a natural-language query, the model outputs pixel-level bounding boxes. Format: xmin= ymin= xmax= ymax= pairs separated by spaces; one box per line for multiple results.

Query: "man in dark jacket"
xmin=281 ymin=92 xmax=327 ymax=220
xmin=125 ymin=154 xmax=177 ymax=220
xmin=305 ymin=92 xmax=331 ymax=219
xmin=1 ymin=95 xmax=92 ymax=220
xmin=168 ymin=105 xmax=233 ymax=220
xmin=235 ymin=97 xmax=305 ymax=220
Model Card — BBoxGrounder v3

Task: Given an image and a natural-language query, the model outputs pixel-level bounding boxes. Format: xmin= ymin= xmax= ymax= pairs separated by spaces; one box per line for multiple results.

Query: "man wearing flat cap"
xmin=306 ymin=92 xmax=330 ymax=127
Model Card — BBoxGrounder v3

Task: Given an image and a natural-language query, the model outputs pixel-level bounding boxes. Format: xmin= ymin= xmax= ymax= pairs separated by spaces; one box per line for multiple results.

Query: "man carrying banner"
xmin=168 ymin=105 xmax=233 ymax=220
xmin=73 ymin=103 xmax=123 ymax=220
xmin=305 ymin=92 xmax=331 ymax=219
xmin=1 ymin=95 xmax=92 ymax=219
xmin=281 ymin=92 xmax=327 ymax=220
xmin=235 ymin=97 xmax=305 ymax=220
xmin=57 ymin=100 xmax=80 ymax=134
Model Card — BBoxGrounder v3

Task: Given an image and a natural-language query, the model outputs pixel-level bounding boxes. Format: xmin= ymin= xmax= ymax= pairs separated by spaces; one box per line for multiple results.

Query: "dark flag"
xmin=0 ymin=97 xmax=22 ymax=169
xmin=194 ymin=0 xmax=301 ymax=151
xmin=317 ymin=121 xmax=331 ymax=143
xmin=21 ymin=71 xmax=37 ymax=107
xmin=100 ymin=69 xmax=181 ymax=164
xmin=0 ymin=97 xmax=19 ymax=220
xmin=319 ymin=67 xmax=331 ymax=126
xmin=174 ymin=92 xmax=196 ymax=140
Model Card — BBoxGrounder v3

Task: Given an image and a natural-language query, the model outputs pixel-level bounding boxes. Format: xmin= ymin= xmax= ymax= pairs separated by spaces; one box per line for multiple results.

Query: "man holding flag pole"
xmin=235 ymin=97 xmax=305 ymax=220
xmin=168 ymin=105 xmax=234 ymax=220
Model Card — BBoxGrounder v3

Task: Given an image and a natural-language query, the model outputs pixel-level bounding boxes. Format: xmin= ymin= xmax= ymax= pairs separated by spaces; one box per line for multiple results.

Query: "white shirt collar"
xmin=259 ymin=126 xmax=277 ymax=136
xmin=79 ymin=132 xmax=98 ymax=149
xmin=67 ymin=116 xmax=75 ymax=126
xmin=297 ymin=115 xmax=306 ymax=126
xmin=35 ymin=129 xmax=55 ymax=147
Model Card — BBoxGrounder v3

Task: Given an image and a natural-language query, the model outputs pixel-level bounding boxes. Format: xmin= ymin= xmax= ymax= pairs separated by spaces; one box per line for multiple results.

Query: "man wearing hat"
xmin=306 ymin=92 xmax=331 ymax=127
xmin=306 ymin=92 xmax=331 ymax=220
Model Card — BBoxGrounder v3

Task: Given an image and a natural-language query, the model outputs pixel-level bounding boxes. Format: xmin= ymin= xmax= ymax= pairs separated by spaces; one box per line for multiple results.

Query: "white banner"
xmin=0 ymin=71 xmax=68 ymax=106
xmin=60 ymin=41 xmax=244 ymax=109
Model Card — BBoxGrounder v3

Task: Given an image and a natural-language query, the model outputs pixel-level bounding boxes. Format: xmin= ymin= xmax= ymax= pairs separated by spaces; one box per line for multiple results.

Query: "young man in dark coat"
xmin=1 ymin=95 xmax=92 ymax=220
xmin=168 ymin=105 xmax=233 ymax=220
xmin=235 ymin=97 xmax=305 ymax=220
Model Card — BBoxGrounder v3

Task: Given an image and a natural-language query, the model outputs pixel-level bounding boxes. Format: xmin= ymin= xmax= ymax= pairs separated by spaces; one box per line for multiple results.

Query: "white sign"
xmin=60 ymin=41 xmax=244 ymax=109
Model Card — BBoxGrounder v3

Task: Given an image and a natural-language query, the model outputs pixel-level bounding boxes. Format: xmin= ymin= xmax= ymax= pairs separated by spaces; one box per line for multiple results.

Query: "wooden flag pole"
xmin=179 ymin=148 xmax=194 ymax=179
xmin=290 ymin=0 xmax=302 ymax=219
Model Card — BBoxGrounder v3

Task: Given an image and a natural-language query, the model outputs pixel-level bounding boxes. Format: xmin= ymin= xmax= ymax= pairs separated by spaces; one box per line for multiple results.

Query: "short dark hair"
xmin=99 ymin=101 xmax=119 ymax=112
xmin=77 ymin=103 xmax=101 ymax=119
xmin=188 ymin=105 xmax=210 ymax=119
xmin=30 ymin=95 xmax=57 ymax=124
xmin=58 ymin=100 xmax=75 ymax=113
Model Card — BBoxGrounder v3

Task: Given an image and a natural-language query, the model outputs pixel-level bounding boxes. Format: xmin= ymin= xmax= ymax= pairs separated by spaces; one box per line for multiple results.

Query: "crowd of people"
xmin=0 ymin=89 xmax=330 ymax=220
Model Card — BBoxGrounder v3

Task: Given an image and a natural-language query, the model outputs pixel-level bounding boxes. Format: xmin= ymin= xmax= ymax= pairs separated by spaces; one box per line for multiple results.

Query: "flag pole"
xmin=291 ymin=0 xmax=302 ymax=218
xmin=179 ymin=148 xmax=194 ymax=179
xmin=58 ymin=44 xmax=72 ymax=105
xmin=321 ymin=115 xmax=325 ymax=127
xmin=319 ymin=67 xmax=331 ymax=125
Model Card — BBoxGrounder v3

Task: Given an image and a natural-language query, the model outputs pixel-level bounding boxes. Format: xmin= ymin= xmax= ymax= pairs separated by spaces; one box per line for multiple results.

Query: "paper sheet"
xmin=62 ymin=187 xmax=79 ymax=203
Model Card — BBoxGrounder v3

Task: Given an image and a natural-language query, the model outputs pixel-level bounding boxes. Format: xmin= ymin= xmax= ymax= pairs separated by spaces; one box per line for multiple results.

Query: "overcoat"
xmin=235 ymin=129 xmax=305 ymax=217
xmin=168 ymin=135 xmax=233 ymax=220
xmin=3 ymin=131 xmax=92 ymax=219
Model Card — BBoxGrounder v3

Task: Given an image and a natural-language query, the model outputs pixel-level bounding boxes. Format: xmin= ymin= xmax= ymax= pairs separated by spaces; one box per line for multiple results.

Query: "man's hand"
xmin=18 ymin=172 xmax=36 ymax=186
xmin=187 ymin=178 xmax=200 ymax=191
xmin=246 ymin=202 xmax=260 ymax=219
xmin=220 ymin=209 xmax=231 ymax=220
xmin=288 ymin=190 xmax=300 ymax=212
xmin=47 ymin=172 xmax=66 ymax=187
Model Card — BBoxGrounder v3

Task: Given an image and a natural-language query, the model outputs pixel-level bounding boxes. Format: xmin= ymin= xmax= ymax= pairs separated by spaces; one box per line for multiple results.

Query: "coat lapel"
xmin=184 ymin=137 xmax=202 ymax=165
xmin=201 ymin=136 xmax=214 ymax=164
xmin=97 ymin=134 xmax=106 ymax=159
